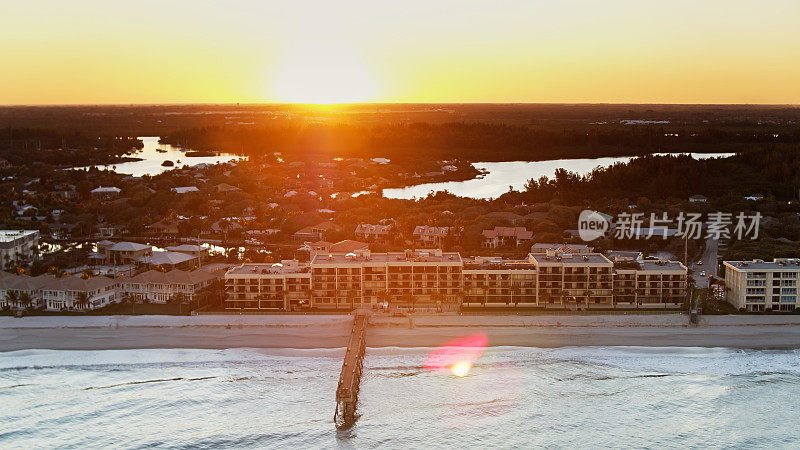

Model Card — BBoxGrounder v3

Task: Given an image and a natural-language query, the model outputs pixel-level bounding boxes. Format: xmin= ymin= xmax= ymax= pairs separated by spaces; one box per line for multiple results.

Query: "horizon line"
xmin=1 ymin=102 xmax=799 ymax=107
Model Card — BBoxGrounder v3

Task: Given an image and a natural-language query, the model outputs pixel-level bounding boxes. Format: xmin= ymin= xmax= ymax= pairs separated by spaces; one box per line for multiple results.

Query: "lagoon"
xmin=383 ymin=152 xmax=734 ymax=199
xmin=73 ymin=136 xmax=245 ymax=177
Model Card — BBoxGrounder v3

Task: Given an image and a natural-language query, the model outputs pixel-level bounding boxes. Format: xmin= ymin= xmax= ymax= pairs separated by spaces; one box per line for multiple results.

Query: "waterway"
xmin=73 ymin=137 xmax=245 ymax=177
xmin=383 ymin=152 xmax=734 ymax=199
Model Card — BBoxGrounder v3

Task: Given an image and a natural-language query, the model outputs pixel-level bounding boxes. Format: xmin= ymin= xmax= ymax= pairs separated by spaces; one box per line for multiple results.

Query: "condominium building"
xmin=225 ymin=260 xmax=311 ymax=310
xmin=310 ymin=249 xmax=462 ymax=309
xmin=462 ymin=257 xmax=537 ymax=306
xmin=0 ymin=230 xmax=39 ymax=269
xmin=529 ymin=251 xmax=615 ymax=307
xmin=724 ymin=258 xmax=800 ymax=312
xmin=224 ymin=248 xmax=688 ymax=311
xmin=612 ymin=260 xmax=688 ymax=308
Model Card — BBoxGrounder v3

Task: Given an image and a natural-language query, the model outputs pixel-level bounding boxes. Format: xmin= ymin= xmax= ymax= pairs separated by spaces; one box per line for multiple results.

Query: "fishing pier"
xmin=334 ymin=314 xmax=368 ymax=428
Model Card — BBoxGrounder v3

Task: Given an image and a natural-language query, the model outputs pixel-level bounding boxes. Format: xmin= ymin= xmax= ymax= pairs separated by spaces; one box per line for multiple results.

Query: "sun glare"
xmin=271 ymin=43 xmax=377 ymax=104
xmin=451 ymin=361 xmax=472 ymax=377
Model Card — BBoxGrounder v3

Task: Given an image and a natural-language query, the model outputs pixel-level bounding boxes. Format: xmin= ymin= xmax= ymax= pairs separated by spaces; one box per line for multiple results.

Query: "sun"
xmin=271 ymin=43 xmax=377 ymax=104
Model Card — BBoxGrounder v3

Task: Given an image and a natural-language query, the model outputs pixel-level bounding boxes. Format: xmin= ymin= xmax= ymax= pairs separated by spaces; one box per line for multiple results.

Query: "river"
xmin=383 ymin=152 xmax=734 ymax=199
xmin=73 ymin=137 xmax=245 ymax=177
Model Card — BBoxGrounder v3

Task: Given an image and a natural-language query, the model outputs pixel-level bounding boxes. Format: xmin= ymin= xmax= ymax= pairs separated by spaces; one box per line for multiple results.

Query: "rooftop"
xmin=165 ymin=244 xmax=205 ymax=253
xmin=129 ymin=269 xmax=219 ymax=284
xmin=138 ymin=251 xmax=196 ymax=266
xmin=463 ymin=257 xmax=536 ymax=270
xmin=0 ymin=230 xmax=38 ymax=242
xmin=638 ymin=260 xmax=687 ymax=272
xmin=529 ymin=252 xmax=612 ymax=265
xmin=312 ymin=250 xmax=462 ymax=265
xmin=530 ymin=242 xmax=593 ymax=253
xmin=725 ymin=258 xmax=800 ymax=270
xmin=109 ymin=241 xmax=152 ymax=252
xmin=227 ymin=261 xmax=309 ymax=275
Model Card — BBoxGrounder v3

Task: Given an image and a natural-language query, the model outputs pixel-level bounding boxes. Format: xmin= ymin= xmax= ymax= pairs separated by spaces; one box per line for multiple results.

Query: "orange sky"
xmin=1 ymin=1 xmax=799 ymax=104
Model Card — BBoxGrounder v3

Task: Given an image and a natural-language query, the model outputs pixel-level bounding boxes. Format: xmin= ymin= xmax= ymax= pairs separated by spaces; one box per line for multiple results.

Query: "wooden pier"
xmin=334 ymin=313 xmax=367 ymax=428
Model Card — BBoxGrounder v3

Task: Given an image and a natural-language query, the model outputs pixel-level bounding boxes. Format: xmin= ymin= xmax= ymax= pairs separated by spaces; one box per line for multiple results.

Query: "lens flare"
xmin=451 ymin=361 xmax=472 ymax=377
xmin=425 ymin=333 xmax=488 ymax=377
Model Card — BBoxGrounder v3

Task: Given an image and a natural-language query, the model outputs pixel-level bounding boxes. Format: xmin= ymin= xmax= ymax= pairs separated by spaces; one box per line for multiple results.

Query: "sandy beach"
xmin=2 ymin=313 xmax=800 ymax=351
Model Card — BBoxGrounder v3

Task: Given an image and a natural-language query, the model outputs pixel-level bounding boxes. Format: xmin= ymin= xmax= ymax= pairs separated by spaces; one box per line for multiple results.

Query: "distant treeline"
xmin=161 ymin=122 xmax=800 ymax=162
xmin=512 ymin=145 xmax=800 ymax=203
xmin=0 ymin=127 xmax=142 ymax=166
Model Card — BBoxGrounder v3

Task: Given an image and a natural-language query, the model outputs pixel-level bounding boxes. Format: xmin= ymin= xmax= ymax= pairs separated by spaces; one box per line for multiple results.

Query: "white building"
xmin=40 ymin=275 xmax=118 ymax=311
xmin=412 ymin=226 xmax=450 ymax=245
xmin=121 ymin=269 xmax=219 ymax=303
xmin=0 ymin=230 xmax=39 ymax=269
xmin=724 ymin=258 xmax=800 ymax=312
xmin=0 ymin=273 xmax=116 ymax=311
xmin=91 ymin=186 xmax=121 ymax=196
xmin=171 ymin=186 xmax=200 ymax=194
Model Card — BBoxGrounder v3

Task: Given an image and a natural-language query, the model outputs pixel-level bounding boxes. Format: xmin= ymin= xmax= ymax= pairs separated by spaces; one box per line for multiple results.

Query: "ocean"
xmin=2 ymin=346 xmax=799 ymax=449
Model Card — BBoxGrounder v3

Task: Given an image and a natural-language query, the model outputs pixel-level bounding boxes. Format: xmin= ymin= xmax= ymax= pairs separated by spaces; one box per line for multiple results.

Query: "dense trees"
xmin=160 ymin=121 xmax=800 ymax=163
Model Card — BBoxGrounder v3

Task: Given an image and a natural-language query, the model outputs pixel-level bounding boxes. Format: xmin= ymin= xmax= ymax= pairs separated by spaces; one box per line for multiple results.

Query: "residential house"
xmin=90 ymin=186 xmax=121 ymax=197
xmin=412 ymin=226 xmax=450 ymax=246
xmin=97 ymin=241 xmax=152 ymax=264
xmin=0 ymin=230 xmax=39 ymax=269
xmin=147 ymin=218 xmax=181 ymax=235
xmin=354 ymin=223 xmax=392 ymax=242
xmin=482 ymin=226 xmax=533 ymax=248
xmin=138 ymin=251 xmax=198 ymax=271
xmin=292 ymin=221 xmax=342 ymax=242
xmin=122 ymin=269 xmax=219 ymax=303
xmin=172 ymin=186 xmax=200 ymax=194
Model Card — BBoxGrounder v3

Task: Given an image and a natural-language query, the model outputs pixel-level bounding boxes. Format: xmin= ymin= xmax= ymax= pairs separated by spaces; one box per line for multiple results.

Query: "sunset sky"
xmin=2 ymin=0 xmax=799 ymax=104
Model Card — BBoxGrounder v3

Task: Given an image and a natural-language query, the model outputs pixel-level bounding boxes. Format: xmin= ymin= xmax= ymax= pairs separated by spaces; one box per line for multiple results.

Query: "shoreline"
xmin=3 ymin=314 xmax=800 ymax=352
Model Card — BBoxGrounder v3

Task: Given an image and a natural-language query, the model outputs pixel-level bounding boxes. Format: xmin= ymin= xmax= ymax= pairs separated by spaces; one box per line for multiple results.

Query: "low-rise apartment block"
xmin=0 ymin=230 xmax=39 ymax=269
xmin=724 ymin=258 xmax=800 ymax=312
xmin=225 ymin=260 xmax=311 ymax=310
xmin=224 ymin=248 xmax=688 ymax=311
xmin=310 ymin=249 xmax=462 ymax=309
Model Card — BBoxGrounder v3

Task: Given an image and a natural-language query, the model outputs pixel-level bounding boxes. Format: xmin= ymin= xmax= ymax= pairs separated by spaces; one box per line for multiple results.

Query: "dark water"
xmin=2 ymin=347 xmax=799 ymax=448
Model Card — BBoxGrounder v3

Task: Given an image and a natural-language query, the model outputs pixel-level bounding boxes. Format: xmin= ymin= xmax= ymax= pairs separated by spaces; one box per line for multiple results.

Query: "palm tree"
xmin=431 ymin=291 xmax=445 ymax=312
xmin=635 ymin=288 xmax=645 ymax=306
xmin=170 ymin=292 xmax=187 ymax=314
xmin=511 ymin=283 xmax=521 ymax=308
xmin=540 ymin=291 xmax=550 ymax=307
xmin=74 ymin=292 xmax=90 ymax=311
xmin=345 ymin=291 xmax=357 ymax=312
xmin=481 ymin=285 xmax=488 ymax=308
xmin=123 ymin=294 xmax=137 ymax=314
xmin=4 ymin=291 xmax=20 ymax=309
xmin=399 ymin=291 xmax=414 ymax=312
xmin=18 ymin=292 xmax=34 ymax=311
xmin=376 ymin=290 xmax=389 ymax=311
